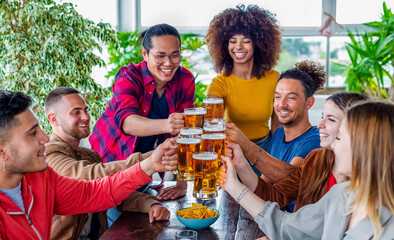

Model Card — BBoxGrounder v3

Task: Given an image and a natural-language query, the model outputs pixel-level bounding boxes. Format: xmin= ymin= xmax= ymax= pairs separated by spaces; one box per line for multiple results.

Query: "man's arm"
xmin=46 ymin=150 xmax=145 ymax=181
xmin=122 ymin=113 xmax=184 ymax=136
xmin=226 ymin=123 xmax=297 ymax=183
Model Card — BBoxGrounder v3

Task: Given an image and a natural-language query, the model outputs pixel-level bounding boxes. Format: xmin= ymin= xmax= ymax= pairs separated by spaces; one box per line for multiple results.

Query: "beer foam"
xmin=176 ymin=138 xmax=201 ymax=144
xmin=192 ymin=152 xmax=218 ymax=160
xmin=201 ymin=133 xmax=226 ymax=140
xmin=180 ymin=128 xmax=203 ymax=135
xmin=203 ymin=98 xmax=223 ymax=104
xmin=184 ymin=108 xmax=207 ymax=115
xmin=203 ymin=126 xmax=226 ymax=132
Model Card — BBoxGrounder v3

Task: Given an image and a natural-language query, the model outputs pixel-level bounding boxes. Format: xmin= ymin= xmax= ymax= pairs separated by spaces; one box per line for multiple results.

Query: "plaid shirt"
xmin=89 ymin=61 xmax=195 ymax=163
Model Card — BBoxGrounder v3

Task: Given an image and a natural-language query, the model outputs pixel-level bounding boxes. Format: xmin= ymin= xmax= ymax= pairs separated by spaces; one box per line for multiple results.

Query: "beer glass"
xmin=203 ymin=98 xmax=224 ymax=120
xmin=184 ymin=107 xmax=206 ymax=128
xmin=176 ymin=137 xmax=201 ymax=181
xmin=192 ymin=152 xmax=218 ymax=199
xmin=179 ymin=127 xmax=203 ymax=138
xmin=203 ymin=118 xmax=226 ymax=134
xmin=201 ymin=133 xmax=226 ymax=177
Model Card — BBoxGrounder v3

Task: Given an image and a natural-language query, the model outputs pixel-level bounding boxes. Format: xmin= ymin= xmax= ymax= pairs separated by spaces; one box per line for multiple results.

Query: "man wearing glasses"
xmin=89 ymin=24 xmax=195 ymax=223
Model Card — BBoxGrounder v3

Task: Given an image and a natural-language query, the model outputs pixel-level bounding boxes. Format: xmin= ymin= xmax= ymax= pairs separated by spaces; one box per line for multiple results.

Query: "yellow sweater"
xmin=207 ymin=71 xmax=279 ymax=139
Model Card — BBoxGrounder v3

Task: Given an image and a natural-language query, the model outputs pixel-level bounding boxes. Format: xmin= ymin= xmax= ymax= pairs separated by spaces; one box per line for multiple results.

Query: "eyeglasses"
xmin=150 ymin=52 xmax=182 ymax=65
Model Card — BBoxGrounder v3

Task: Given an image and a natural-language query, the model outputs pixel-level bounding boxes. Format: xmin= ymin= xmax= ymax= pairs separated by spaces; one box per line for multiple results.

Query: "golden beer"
xmin=180 ymin=127 xmax=203 ymax=138
xmin=203 ymin=98 xmax=224 ymax=120
xmin=203 ymin=119 xmax=226 ymax=134
xmin=176 ymin=137 xmax=201 ymax=181
xmin=184 ymin=108 xmax=206 ymax=128
xmin=201 ymin=133 xmax=226 ymax=173
xmin=192 ymin=152 xmax=218 ymax=199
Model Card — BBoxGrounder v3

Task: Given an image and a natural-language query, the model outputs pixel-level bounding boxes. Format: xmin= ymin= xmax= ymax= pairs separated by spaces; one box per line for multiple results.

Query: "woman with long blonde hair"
xmin=220 ymin=100 xmax=394 ymax=239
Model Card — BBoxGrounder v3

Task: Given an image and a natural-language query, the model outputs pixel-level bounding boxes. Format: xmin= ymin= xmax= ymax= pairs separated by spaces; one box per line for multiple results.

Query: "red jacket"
xmin=0 ymin=163 xmax=151 ymax=240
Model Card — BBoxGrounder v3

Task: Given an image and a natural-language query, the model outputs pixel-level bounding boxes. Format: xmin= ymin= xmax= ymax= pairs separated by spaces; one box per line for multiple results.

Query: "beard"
xmin=9 ymin=144 xmax=48 ymax=173
xmin=59 ymin=119 xmax=90 ymax=140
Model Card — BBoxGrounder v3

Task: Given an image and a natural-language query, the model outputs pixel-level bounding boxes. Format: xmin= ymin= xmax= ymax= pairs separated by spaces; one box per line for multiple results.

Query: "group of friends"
xmin=0 ymin=4 xmax=393 ymax=240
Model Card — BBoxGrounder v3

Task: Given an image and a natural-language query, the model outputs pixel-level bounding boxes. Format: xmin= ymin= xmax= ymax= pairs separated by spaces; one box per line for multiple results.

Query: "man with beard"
xmin=226 ymin=60 xmax=324 ymax=212
xmin=0 ymin=90 xmax=177 ymax=239
xmin=44 ymin=87 xmax=170 ymax=239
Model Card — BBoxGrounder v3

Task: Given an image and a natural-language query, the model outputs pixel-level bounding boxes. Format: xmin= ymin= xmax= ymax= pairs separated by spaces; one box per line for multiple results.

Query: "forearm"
xmin=244 ymin=144 xmax=297 ymax=183
xmin=236 ymin=163 xmax=259 ymax=191
xmin=226 ymin=180 xmax=266 ymax=218
xmin=119 ymin=191 xmax=160 ymax=213
xmin=122 ymin=115 xmax=168 ymax=136
xmin=47 ymin=153 xmax=141 ymax=180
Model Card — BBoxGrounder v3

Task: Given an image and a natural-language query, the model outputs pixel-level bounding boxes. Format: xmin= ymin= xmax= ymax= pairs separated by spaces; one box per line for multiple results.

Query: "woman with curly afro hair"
xmin=206 ymin=4 xmax=282 ymax=152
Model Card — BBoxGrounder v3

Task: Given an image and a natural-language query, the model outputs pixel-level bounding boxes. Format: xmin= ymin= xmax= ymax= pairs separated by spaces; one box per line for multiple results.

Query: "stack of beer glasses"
xmin=178 ymin=98 xmax=226 ymax=200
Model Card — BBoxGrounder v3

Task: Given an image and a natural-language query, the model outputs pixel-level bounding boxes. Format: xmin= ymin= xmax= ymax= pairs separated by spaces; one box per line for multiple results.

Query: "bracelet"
xmin=236 ymin=185 xmax=250 ymax=203
xmin=252 ymin=148 xmax=262 ymax=166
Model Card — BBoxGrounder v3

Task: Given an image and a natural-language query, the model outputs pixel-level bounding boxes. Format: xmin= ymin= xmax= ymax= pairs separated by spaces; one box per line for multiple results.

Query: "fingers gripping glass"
xmin=150 ymin=52 xmax=182 ymax=64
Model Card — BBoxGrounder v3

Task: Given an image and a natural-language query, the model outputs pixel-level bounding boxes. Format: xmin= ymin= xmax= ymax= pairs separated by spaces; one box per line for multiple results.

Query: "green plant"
xmin=0 ymin=0 xmax=117 ymax=132
xmin=106 ymin=31 xmax=208 ymax=105
xmin=335 ymin=2 xmax=394 ymax=99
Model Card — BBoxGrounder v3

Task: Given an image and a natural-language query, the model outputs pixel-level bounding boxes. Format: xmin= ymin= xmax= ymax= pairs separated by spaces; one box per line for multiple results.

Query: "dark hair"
xmin=327 ymin=92 xmax=368 ymax=111
xmin=206 ymin=4 xmax=282 ymax=78
xmin=278 ymin=60 xmax=326 ymax=99
xmin=0 ymin=90 xmax=32 ymax=141
xmin=137 ymin=23 xmax=181 ymax=53
xmin=45 ymin=87 xmax=79 ymax=115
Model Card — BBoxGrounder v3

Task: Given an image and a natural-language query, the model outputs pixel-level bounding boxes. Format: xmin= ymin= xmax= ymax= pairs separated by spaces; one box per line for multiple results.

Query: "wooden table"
xmin=100 ymin=181 xmax=264 ymax=240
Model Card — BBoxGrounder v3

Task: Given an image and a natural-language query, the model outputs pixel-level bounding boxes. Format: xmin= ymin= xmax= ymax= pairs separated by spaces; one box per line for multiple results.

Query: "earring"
xmin=2 ymin=156 xmax=6 ymax=172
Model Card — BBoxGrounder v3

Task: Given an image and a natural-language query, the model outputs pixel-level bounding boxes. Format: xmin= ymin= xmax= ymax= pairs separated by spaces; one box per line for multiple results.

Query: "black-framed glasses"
xmin=150 ymin=52 xmax=182 ymax=64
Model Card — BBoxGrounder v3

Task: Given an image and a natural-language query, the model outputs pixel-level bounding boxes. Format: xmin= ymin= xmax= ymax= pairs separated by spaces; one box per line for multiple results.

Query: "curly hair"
xmin=278 ymin=60 xmax=326 ymax=98
xmin=206 ymin=4 xmax=282 ymax=78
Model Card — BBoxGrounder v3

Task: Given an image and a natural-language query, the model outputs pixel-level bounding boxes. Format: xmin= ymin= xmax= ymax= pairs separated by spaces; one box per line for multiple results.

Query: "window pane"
xmin=336 ymin=0 xmax=393 ymax=24
xmin=57 ymin=0 xmax=117 ymax=28
xmin=328 ymin=37 xmax=350 ymax=87
xmin=141 ymin=0 xmax=322 ymax=27
xmin=275 ymin=37 xmax=327 ymax=74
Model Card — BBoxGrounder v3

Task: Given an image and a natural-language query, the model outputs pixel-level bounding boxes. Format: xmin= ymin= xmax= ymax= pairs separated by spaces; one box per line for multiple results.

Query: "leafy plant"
xmin=106 ymin=31 xmax=208 ymax=105
xmin=336 ymin=2 xmax=394 ymax=99
xmin=0 ymin=0 xmax=118 ymax=132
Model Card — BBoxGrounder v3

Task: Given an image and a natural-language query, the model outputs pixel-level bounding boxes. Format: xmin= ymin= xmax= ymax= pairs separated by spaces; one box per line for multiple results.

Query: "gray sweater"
xmin=255 ymin=182 xmax=394 ymax=240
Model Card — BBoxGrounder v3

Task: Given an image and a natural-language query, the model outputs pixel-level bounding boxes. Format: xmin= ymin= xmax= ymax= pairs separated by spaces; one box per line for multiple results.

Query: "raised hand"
xmin=168 ymin=112 xmax=184 ymax=135
xmin=218 ymin=154 xmax=239 ymax=191
xmin=141 ymin=138 xmax=178 ymax=175
xmin=148 ymin=204 xmax=170 ymax=223
xmin=225 ymin=141 xmax=249 ymax=171
xmin=226 ymin=123 xmax=249 ymax=147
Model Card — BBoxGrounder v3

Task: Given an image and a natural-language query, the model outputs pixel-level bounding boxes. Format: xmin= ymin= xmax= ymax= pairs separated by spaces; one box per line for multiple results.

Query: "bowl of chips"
xmin=176 ymin=203 xmax=219 ymax=230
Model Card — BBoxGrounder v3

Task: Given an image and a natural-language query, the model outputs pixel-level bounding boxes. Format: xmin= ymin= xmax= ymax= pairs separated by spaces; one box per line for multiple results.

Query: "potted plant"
xmin=0 ymin=0 xmax=118 ymax=131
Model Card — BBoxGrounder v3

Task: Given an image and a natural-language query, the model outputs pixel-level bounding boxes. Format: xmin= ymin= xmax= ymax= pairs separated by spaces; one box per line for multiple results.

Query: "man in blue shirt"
xmin=226 ymin=60 xmax=325 ymax=212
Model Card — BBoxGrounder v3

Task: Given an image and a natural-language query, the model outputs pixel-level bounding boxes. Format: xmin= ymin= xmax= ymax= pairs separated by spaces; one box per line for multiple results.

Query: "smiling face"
xmin=142 ymin=35 xmax=181 ymax=86
xmin=56 ymin=94 xmax=91 ymax=140
xmin=331 ymin=119 xmax=352 ymax=177
xmin=228 ymin=34 xmax=254 ymax=65
xmin=3 ymin=109 xmax=49 ymax=174
xmin=274 ymin=78 xmax=313 ymax=126
xmin=317 ymin=100 xmax=345 ymax=149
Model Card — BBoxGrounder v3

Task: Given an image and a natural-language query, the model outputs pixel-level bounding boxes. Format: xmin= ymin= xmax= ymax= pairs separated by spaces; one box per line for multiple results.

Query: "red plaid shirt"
xmin=89 ymin=61 xmax=195 ymax=163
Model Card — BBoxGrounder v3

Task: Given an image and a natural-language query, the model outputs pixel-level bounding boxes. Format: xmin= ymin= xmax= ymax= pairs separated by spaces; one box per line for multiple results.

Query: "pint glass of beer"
xmin=192 ymin=152 xmax=218 ymax=199
xmin=203 ymin=98 xmax=224 ymax=120
xmin=203 ymin=119 xmax=226 ymax=134
xmin=184 ymin=108 xmax=206 ymax=128
xmin=180 ymin=127 xmax=203 ymax=138
xmin=176 ymin=137 xmax=201 ymax=181
xmin=201 ymin=133 xmax=226 ymax=174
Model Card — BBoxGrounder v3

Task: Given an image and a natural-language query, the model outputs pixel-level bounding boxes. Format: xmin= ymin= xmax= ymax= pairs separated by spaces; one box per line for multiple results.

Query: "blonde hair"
xmin=347 ymin=101 xmax=394 ymax=239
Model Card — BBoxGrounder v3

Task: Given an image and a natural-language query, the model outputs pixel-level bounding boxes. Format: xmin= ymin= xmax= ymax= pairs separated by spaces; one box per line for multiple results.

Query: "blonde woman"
xmin=220 ymin=101 xmax=394 ymax=239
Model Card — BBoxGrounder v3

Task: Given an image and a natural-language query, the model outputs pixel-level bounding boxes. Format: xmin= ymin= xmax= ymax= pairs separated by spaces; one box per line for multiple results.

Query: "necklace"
xmin=298 ymin=124 xmax=312 ymax=137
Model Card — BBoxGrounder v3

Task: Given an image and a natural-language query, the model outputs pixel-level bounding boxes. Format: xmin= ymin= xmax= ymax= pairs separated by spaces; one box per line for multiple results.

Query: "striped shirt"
xmin=89 ymin=61 xmax=195 ymax=163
